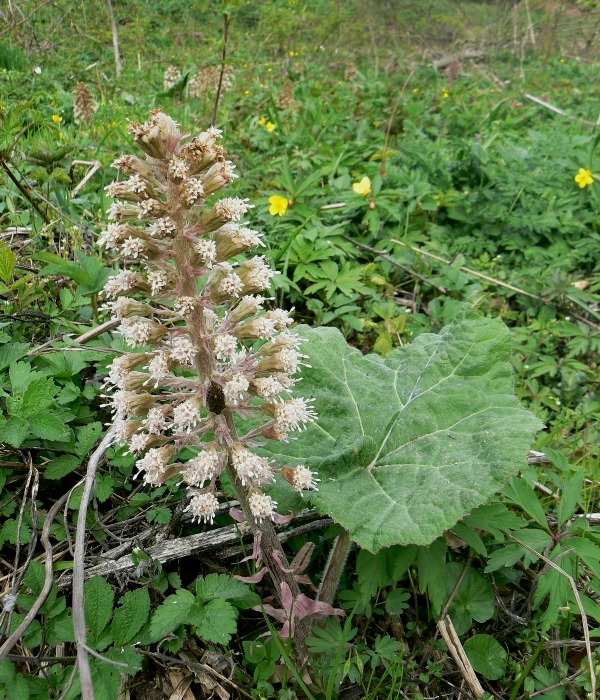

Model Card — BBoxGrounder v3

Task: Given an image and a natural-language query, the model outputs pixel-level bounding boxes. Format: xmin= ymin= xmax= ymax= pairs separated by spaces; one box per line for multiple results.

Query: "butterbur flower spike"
xmin=100 ymin=109 xmax=319 ymax=526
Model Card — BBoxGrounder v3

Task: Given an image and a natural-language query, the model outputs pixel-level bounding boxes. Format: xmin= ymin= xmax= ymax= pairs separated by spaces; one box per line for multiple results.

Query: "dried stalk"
xmin=0 ymin=484 xmax=75 ymax=661
xmin=437 ymin=615 xmax=485 ymax=698
xmin=105 ymin=0 xmax=121 ymax=78
xmin=72 ymin=426 xmax=117 ymax=700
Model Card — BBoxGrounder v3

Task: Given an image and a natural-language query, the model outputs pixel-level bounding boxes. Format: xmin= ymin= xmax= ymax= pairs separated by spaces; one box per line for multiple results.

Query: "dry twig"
xmin=437 ymin=615 xmax=485 ymax=699
xmin=0 ymin=483 xmax=76 ymax=661
xmin=72 ymin=426 xmax=116 ymax=700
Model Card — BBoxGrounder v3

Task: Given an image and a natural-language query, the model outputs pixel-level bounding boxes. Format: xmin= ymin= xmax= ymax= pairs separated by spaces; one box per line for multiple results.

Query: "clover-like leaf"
xmin=263 ymin=318 xmax=542 ymax=552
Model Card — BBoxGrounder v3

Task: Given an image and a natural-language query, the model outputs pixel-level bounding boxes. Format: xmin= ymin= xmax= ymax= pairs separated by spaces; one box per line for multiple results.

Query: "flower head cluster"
xmin=100 ymin=109 xmax=318 ymax=525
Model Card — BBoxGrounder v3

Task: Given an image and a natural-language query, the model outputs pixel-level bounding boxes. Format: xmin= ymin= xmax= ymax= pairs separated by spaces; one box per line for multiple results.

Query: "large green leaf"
xmin=264 ymin=318 xmax=542 ymax=552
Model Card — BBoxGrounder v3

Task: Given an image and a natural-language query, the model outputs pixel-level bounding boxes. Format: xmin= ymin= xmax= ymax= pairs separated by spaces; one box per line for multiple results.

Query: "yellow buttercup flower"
xmin=352 ymin=176 xmax=371 ymax=196
xmin=51 ymin=114 xmax=62 ymax=123
xmin=574 ymin=168 xmax=594 ymax=188
xmin=258 ymin=116 xmax=266 ymax=125
xmin=268 ymin=195 xmax=288 ymax=216
xmin=265 ymin=121 xmax=275 ymax=132
xmin=441 ymin=88 xmax=449 ymax=99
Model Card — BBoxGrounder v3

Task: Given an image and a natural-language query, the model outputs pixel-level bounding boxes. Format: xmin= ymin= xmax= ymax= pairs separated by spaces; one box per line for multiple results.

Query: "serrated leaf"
xmin=112 ymin=588 xmax=150 ymax=645
xmin=8 ymin=613 xmax=41 ymax=648
xmin=484 ymin=528 xmax=552 ymax=573
xmin=262 ymin=319 xmax=542 ymax=551
xmin=0 ymin=241 xmax=16 ymax=283
xmin=195 ymin=573 xmax=258 ymax=608
xmin=149 ymin=589 xmax=195 ymax=641
xmin=0 ymin=343 xmax=29 ymax=372
xmin=89 ymin=659 xmax=120 ymax=700
xmin=192 ymin=598 xmax=238 ymax=645
xmin=95 ymin=474 xmax=115 ymax=503
xmin=1 ymin=519 xmax=31 ymax=545
xmin=504 ymin=477 xmax=548 ymax=529
xmin=23 ymin=560 xmax=45 ymax=596
xmin=0 ymin=416 xmax=29 ymax=447
xmin=18 ymin=377 xmax=57 ymax=417
xmin=84 ymin=576 xmax=114 ymax=639
xmin=557 ymin=472 xmax=584 ymax=526
xmin=46 ymin=612 xmax=75 ymax=645
xmin=29 ymin=413 xmax=71 ymax=442
xmin=463 ymin=503 xmax=524 ymax=540
xmin=104 ymin=646 xmax=143 ymax=676
xmin=9 ymin=361 xmax=38 ymax=393
xmin=44 ymin=455 xmax=81 ymax=480
xmin=74 ymin=422 xmax=102 ymax=456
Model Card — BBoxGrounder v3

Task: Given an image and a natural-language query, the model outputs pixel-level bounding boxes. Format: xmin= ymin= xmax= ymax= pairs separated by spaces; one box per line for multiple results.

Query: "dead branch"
xmin=72 ymin=426 xmax=116 ymax=700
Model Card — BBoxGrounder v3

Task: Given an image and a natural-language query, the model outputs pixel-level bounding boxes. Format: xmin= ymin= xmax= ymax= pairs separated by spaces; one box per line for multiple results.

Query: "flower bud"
xmin=128 ymin=109 xmax=182 ymax=160
xmin=105 ymin=297 xmax=154 ymax=320
xmin=213 ymin=223 xmax=264 ymax=261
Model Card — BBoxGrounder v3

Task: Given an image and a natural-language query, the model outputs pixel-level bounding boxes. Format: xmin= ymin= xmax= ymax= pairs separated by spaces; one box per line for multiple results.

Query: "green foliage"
xmin=0 ymin=41 xmax=25 ymax=71
xmin=264 ymin=319 xmax=542 ymax=550
xmin=464 ymin=634 xmax=507 ymax=681
xmin=149 ymin=574 xmax=258 ymax=646
xmin=0 ymin=1 xmax=597 ymax=698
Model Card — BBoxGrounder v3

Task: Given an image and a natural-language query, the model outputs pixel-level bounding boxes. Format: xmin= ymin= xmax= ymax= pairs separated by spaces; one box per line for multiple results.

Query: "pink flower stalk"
xmin=99 ymin=109 xmax=318 ymax=526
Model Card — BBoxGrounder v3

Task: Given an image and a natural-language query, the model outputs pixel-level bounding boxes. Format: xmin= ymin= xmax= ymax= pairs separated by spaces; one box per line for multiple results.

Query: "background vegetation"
xmin=0 ymin=0 xmax=598 ymax=698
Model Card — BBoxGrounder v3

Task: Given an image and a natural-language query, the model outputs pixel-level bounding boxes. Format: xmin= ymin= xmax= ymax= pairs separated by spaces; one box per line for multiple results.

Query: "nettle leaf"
xmin=95 ymin=474 xmax=115 ymax=503
xmin=263 ymin=319 xmax=542 ymax=552
xmin=112 ymin=588 xmax=150 ymax=646
xmin=18 ymin=377 xmax=57 ymax=417
xmin=0 ymin=416 xmax=29 ymax=447
xmin=23 ymin=560 xmax=45 ymax=596
xmin=9 ymin=361 xmax=40 ymax=394
xmin=84 ymin=576 xmax=114 ymax=640
xmin=150 ymin=588 xmax=196 ymax=641
xmin=28 ymin=413 xmax=71 ymax=442
xmin=74 ymin=422 xmax=103 ymax=457
xmin=0 ymin=343 xmax=29 ymax=372
xmin=44 ymin=455 xmax=81 ymax=480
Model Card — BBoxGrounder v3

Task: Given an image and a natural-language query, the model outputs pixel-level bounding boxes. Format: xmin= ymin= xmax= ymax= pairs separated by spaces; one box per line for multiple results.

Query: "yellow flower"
xmin=244 ymin=89 xmax=250 ymax=95
xmin=352 ymin=176 xmax=371 ymax=196
xmin=268 ymin=195 xmax=288 ymax=216
xmin=441 ymin=88 xmax=449 ymax=99
xmin=412 ymin=87 xmax=419 ymax=93
xmin=51 ymin=114 xmax=62 ymax=123
xmin=258 ymin=116 xmax=266 ymax=125
xmin=265 ymin=121 xmax=275 ymax=132
xmin=574 ymin=168 xmax=594 ymax=188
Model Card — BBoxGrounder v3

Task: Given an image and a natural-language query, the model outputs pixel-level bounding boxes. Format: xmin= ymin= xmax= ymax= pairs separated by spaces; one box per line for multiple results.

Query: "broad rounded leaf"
xmin=464 ymin=634 xmax=507 ymax=680
xmin=446 ymin=562 xmax=495 ymax=635
xmin=264 ymin=319 xmax=542 ymax=551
